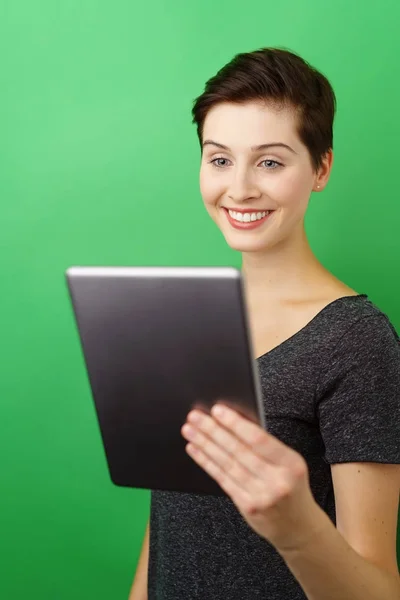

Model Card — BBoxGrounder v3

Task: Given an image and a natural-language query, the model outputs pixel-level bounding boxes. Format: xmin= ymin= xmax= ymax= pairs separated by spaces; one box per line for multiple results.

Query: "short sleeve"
xmin=316 ymin=314 xmax=400 ymax=464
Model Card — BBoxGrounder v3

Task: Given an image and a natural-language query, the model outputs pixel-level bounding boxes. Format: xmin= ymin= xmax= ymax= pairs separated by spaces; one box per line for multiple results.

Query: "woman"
xmin=130 ymin=47 xmax=400 ymax=599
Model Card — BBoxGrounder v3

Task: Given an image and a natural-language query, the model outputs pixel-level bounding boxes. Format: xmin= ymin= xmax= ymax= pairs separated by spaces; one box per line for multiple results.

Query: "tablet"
xmin=66 ymin=266 xmax=266 ymax=496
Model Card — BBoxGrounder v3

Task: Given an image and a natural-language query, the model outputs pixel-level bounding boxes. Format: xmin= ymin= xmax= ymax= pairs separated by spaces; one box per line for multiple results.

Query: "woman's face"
xmin=199 ymin=101 xmax=331 ymax=253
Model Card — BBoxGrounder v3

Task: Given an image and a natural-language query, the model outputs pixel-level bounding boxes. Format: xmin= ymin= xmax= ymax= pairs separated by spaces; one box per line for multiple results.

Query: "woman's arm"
xmin=128 ymin=520 xmax=149 ymax=600
xmin=278 ymin=504 xmax=400 ymax=600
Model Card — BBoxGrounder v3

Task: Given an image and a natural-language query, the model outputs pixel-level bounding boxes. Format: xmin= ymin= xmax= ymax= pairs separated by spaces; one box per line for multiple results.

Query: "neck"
xmin=241 ymin=227 xmax=327 ymax=303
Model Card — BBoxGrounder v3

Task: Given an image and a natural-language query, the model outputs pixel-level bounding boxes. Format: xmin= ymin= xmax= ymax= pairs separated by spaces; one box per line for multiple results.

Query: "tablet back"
xmin=66 ymin=266 xmax=265 ymax=496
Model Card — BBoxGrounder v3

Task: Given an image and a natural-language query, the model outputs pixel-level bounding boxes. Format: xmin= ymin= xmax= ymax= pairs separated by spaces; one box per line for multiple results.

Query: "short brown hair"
xmin=191 ymin=47 xmax=336 ymax=172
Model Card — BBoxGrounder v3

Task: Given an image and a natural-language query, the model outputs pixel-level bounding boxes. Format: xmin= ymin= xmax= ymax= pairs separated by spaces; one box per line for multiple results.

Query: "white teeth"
xmin=228 ymin=209 xmax=269 ymax=223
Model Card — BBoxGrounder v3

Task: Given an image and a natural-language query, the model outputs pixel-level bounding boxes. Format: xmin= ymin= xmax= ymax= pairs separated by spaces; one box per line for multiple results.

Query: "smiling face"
xmin=199 ymin=101 xmax=331 ymax=254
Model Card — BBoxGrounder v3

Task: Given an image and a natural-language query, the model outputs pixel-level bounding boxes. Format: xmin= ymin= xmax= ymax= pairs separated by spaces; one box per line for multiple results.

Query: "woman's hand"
xmin=181 ymin=403 xmax=324 ymax=554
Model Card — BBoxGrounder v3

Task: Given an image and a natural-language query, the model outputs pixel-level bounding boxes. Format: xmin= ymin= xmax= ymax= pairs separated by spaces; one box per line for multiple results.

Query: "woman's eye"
xmin=210 ymin=157 xmax=230 ymax=168
xmin=261 ymin=159 xmax=281 ymax=169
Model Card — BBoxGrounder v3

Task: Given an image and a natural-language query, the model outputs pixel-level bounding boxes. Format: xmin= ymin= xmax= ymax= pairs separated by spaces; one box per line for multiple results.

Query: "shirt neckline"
xmin=256 ymin=294 xmax=368 ymax=362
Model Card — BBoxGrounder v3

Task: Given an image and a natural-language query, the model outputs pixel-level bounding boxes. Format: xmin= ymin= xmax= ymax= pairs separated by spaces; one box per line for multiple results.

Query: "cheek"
xmin=199 ymin=168 xmax=221 ymax=208
xmin=274 ymin=169 xmax=312 ymax=211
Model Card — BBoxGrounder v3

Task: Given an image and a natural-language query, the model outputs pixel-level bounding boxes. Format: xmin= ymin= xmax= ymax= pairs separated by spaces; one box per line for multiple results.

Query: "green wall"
xmin=2 ymin=1 xmax=399 ymax=598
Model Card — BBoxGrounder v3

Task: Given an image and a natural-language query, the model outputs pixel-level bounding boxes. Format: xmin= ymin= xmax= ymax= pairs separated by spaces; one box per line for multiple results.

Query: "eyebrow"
xmin=202 ymin=140 xmax=297 ymax=154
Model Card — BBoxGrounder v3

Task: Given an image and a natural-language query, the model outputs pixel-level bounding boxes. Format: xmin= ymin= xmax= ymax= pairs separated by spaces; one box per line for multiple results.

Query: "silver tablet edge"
xmin=66 ymin=266 xmax=241 ymax=279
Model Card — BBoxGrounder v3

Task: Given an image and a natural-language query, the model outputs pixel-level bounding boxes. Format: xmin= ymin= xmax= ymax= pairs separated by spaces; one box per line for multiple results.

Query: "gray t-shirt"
xmin=148 ymin=295 xmax=400 ymax=599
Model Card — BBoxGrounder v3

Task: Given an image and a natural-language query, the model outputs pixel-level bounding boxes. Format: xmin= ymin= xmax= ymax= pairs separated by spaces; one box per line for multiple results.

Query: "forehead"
xmin=202 ymin=101 xmax=302 ymax=150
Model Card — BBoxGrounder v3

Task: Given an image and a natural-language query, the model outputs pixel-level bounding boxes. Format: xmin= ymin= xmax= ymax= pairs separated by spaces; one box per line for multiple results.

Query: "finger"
xmin=210 ymin=404 xmax=302 ymax=468
xmin=182 ymin=422 xmax=262 ymax=490
xmin=185 ymin=442 xmax=257 ymax=511
xmin=184 ymin=413 xmax=269 ymax=480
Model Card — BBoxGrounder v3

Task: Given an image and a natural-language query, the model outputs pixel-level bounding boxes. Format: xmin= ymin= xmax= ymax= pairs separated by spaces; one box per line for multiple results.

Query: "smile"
xmin=223 ymin=208 xmax=274 ymax=230
xmin=228 ymin=209 xmax=271 ymax=223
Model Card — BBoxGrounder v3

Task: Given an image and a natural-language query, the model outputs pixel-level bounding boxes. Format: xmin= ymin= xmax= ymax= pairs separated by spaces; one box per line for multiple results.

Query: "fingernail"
xmin=212 ymin=405 xmax=225 ymax=417
xmin=188 ymin=411 xmax=201 ymax=423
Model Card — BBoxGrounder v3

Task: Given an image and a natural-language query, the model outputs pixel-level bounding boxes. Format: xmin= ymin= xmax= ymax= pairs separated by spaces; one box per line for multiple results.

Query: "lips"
xmin=223 ymin=207 xmax=274 ymax=230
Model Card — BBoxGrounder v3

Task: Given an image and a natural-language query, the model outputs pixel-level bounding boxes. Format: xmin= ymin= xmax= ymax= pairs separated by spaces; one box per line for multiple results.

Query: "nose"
xmin=227 ymin=168 xmax=261 ymax=204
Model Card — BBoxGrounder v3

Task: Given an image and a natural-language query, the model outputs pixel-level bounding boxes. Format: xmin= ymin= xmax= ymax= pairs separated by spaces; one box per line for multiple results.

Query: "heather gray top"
xmin=148 ymin=295 xmax=400 ymax=600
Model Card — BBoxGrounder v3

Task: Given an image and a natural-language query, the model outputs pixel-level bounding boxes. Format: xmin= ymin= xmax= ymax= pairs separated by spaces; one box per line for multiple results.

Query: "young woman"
xmin=130 ymin=48 xmax=400 ymax=600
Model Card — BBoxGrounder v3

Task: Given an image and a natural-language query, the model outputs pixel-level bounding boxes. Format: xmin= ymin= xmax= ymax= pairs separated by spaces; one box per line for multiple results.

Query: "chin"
xmin=221 ymin=231 xmax=276 ymax=253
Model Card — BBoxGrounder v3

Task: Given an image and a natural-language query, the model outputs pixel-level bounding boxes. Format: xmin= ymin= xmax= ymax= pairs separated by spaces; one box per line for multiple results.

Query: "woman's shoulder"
xmin=303 ymin=272 xmax=396 ymax=338
xmin=311 ymin=295 xmax=400 ymax=391
xmin=324 ymin=294 xmax=397 ymax=338
xmin=280 ymin=293 xmax=400 ymax=376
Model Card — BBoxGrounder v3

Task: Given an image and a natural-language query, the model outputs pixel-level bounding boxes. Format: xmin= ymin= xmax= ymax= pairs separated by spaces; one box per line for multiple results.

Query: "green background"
xmin=2 ymin=1 xmax=399 ymax=598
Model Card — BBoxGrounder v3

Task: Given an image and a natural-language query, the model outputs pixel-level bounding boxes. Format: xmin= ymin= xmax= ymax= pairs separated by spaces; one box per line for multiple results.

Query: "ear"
xmin=313 ymin=149 xmax=334 ymax=192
